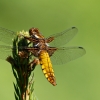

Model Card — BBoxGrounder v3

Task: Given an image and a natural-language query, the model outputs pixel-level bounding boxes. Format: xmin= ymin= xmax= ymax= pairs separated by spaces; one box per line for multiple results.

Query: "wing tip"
xmin=72 ymin=27 xmax=76 ymax=29
xmin=72 ymin=27 xmax=78 ymax=32
xmin=79 ymin=46 xmax=86 ymax=53
xmin=79 ymin=47 xmax=84 ymax=49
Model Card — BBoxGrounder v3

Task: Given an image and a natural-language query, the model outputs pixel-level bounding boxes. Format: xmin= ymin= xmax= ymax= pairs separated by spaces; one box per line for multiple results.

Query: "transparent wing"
xmin=0 ymin=45 xmax=12 ymax=59
xmin=48 ymin=27 xmax=78 ymax=47
xmin=0 ymin=45 xmax=37 ymax=60
xmin=50 ymin=46 xmax=86 ymax=65
xmin=0 ymin=27 xmax=16 ymax=45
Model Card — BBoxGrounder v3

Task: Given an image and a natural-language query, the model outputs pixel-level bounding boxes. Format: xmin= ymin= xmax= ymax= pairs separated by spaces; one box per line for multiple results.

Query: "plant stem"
xmin=6 ymin=31 xmax=37 ymax=100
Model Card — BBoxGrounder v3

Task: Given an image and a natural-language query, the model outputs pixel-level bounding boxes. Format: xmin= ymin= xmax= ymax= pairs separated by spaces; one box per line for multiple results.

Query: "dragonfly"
xmin=0 ymin=27 xmax=86 ymax=86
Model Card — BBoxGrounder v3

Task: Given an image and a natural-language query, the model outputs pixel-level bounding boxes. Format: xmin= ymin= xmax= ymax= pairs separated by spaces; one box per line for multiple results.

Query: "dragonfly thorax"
xmin=33 ymin=38 xmax=49 ymax=51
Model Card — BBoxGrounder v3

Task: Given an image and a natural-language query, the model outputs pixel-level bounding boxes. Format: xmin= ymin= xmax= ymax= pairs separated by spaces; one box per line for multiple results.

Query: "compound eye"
xmin=29 ymin=28 xmax=39 ymax=36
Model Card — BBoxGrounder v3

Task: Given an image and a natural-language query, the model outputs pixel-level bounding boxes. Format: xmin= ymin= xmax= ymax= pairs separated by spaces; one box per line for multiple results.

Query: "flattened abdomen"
xmin=39 ymin=50 xmax=56 ymax=86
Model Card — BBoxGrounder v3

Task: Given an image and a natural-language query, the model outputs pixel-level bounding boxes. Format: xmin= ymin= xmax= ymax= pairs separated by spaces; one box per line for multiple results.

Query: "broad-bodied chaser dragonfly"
xmin=0 ymin=27 xmax=86 ymax=86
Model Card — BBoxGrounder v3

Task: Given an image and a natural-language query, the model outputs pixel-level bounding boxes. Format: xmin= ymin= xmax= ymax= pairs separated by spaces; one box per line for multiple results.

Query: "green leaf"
xmin=14 ymin=92 xmax=19 ymax=100
xmin=12 ymin=67 xmax=19 ymax=82
xmin=13 ymin=83 xmax=20 ymax=98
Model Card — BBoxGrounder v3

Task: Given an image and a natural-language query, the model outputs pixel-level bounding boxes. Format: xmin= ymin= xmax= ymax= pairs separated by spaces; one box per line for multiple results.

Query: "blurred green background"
xmin=0 ymin=0 xmax=100 ymax=100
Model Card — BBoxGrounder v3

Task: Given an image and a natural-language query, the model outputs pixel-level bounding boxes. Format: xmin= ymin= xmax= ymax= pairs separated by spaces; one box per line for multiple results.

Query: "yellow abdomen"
xmin=39 ymin=50 xmax=56 ymax=86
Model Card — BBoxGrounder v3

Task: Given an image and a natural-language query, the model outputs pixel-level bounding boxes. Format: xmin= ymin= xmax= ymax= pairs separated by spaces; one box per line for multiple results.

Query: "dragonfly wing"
xmin=0 ymin=45 xmax=12 ymax=59
xmin=48 ymin=27 xmax=78 ymax=47
xmin=0 ymin=27 xmax=16 ymax=45
xmin=50 ymin=47 xmax=86 ymax=65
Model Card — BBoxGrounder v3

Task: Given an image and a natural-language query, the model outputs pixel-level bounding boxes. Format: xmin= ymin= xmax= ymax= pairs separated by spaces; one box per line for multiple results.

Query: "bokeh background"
xmin=0 ymin=0 xmax=100 ymax=100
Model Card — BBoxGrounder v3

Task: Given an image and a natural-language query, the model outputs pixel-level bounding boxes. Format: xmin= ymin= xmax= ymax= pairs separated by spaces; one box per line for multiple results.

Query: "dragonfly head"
xmin=29 ymin=27 xmax=39 ymax=36
xmin=29 ymin=27 xmax=44 ymax=39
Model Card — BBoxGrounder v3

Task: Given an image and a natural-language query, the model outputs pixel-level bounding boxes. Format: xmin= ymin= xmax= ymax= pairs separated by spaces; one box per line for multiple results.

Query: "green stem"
xmin=6 ymin=31 xmax=37 ymax=100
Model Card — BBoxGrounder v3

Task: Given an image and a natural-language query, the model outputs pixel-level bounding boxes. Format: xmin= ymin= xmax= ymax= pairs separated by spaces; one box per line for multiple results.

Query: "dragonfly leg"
xmin=24 ymin=36 xmax=38 ymax=43
xmin=28 ymin=58 xmax=40 ymax=71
